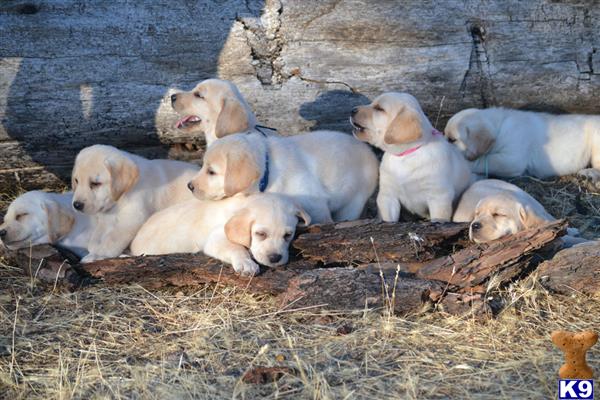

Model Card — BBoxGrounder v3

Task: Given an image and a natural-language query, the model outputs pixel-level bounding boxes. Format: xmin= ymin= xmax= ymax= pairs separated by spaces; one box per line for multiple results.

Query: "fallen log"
xmin=1 ymin=220 xmax=570 ymax=316
xmin=294 ymin=220 xmax=469 ymax=264
xmin=416 ymin=220 xmax=567 ymax=293
xmin=536 ymin=241 xmax=600 ymax=296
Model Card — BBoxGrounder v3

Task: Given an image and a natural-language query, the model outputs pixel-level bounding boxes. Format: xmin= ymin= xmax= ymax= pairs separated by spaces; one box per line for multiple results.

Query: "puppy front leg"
xmin=377 ymin=191 xmax=400 ymax=222
xmin=84 ymin=220 xmax=144 ymax=262
xmin=427 ymin=195 xmax=453 ymax=222
xmin=303 ymin=199 xmax=333 ymax=224
xmin=203 ymin=230 xmax=259 ymax=276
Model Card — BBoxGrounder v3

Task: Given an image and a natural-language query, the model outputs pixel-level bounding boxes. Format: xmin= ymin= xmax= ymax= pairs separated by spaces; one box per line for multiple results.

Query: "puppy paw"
xmin=80 ymin=253 xmax=99 ymax=264
xmin=232 ymin=257 xmax=260 ymax=277
xmin=578 ymin=168 xmax=600 ymax=182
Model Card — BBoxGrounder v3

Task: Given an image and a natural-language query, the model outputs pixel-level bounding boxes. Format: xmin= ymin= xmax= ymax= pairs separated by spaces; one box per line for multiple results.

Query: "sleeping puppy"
xmin=171 ymin=78 xmax=275 ymax=146
xmin=0 ymin=191 xmax=92 ymax=257
xmin=453 ymin=179 xmax=554 ymax=242
xmin=444 ymin=108 xmax=600 ymax=180
xmin=455 ymin=179 xmax=587 ymax=245
xmin=186 ymin=130 xmax=379 ymax=223
xmin=71 ymin=144 xmax=199 ymax=262
xmin=351 ymin=92 xmax=472 ymax=222
xmin=130 ymin=193 xmax=310 ymax=276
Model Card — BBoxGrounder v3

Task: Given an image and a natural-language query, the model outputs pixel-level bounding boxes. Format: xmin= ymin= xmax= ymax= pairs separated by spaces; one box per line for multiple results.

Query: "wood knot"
xmin=469 ymin=23 xmax=486 ymax=41
xmin=19 ymin=3 xmax=39 ymax=14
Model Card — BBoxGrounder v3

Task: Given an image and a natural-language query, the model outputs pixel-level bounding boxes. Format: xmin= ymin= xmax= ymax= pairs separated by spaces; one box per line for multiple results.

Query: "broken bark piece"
xmin=416 ymin=220 xmax=567 ymax=292
xmin=242 ymin=366 xmax=295 ymax=384
xmin=438 ymin=292 xmax=491 ymax=317
xmin=537 ymin=241 xmax=600 ymax=296
xmin=293 ymin=220 xmax=469 ymax=264
xmin=2 ymin=244 xmax=82 ymax=288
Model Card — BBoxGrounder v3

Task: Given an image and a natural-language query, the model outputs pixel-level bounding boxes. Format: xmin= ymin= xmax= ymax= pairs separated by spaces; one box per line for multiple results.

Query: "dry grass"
xmin=0 ymin=175 xmax=599 ymax=399
xmin=510 ymin=175 xmax=600 ymax=239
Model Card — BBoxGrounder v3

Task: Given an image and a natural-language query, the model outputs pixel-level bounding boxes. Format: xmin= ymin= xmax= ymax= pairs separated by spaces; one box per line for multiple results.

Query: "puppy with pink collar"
xmin=351 ymin=92 xmax=473 ymax=222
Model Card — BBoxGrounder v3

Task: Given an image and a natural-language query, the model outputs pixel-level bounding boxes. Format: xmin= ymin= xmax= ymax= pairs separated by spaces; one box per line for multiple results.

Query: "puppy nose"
xmin=73 ymin=201 xmax=84 ymax=211
xmin=0 ymin=229 xmax=6 ymax=238
xmin=171 ymin=93 xmax=178 ymax=104
xmin=187 ymin=182 xmax=194 ymax=192
xmin=351 ymin=107 xmax=359 ymax=116
xmin=471 ymin=221 xmax=482 ymax=231
xmin=268 ymin=253 xmax=282 ymax=264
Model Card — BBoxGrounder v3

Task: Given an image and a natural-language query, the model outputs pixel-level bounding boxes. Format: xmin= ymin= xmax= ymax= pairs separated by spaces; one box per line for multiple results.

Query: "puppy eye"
xmin=447 ymin=137 xmax=456 ymax=143
xmin=254 ymin=231 xmax=267 ymax=240
xmin=283 ymin=232 xmax=293 ymax=241
xmin=16 ymin=213 xmax=28 ymax=221
xmin=90 ymin=181 xmax=102 ymax=189
xmin=373 ymin=105 xmax=384 ymax=112
xmin=207 ymin=168 xmax=216 ymax=176
xmin=194 ymin=92 xmax=204 ymax=99
xmin=74 ymin=178 xmax=79 ymax=184
xmin=492 ymin=213 xmax=505 ymax=218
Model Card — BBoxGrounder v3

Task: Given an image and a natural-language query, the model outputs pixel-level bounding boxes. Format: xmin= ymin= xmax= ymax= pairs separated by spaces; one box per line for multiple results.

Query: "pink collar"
xmin=394 ymin=128 xmax=444 ymax=157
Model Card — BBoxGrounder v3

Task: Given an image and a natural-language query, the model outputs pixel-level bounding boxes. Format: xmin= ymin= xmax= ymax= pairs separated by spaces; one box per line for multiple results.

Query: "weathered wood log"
xmin=294 ymin=220 xmax=469 ymax=264
xmin=537 ymin=241 xmax=600 ymax=296
xmin=416 ymin=220 xmax=568 ymax=293
xmin=2 ymin=220 xmax=572 ymax=316
xmin=2 ymin=0 xmax=600 ymax=190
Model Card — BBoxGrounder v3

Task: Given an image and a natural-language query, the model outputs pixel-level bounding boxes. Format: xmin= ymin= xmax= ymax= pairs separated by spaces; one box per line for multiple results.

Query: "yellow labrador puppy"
xmin=453 ymin=179 xmax=555 ymax=242
xmin=71 ymin=145 xmax=199 ymax=262
xmin=444 ymin=108 xmax=600 ymax=180
xmin=130 ymin=193 xmax=310 ymax=276
xmin=186 ymin=130 xmax=379 ymax=223
xmin=351 ymin=92 xmax=472 ymax=222
xmin=0 ymin=191 xmax=92 ymax=257
xmin=171 ymin=78 xmax=276 ymax=146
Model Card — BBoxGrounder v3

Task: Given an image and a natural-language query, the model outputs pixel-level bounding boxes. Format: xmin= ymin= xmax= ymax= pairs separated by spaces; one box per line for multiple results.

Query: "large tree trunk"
xmin=1 ymin=0 xmax=599 ymax=190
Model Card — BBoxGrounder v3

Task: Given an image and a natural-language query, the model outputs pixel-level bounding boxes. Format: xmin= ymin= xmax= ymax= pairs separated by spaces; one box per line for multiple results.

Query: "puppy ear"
xmin=383 ymin=108 xmax=423 ymax=145
xmin=295 ymin=205 xmax=311 ymax=227
xmin=105 ymin=156 xmax=139 ymax=201
xmin=215 ymin=97 xmax=250 ymax=138
xmin=224 ymin=208 xmax=253 ymax=248
xmin=42 ymin=200 xmax=75 ymax=243
xmin=518 ymin=204 xmax=547 ymax=229
xmin=466 ymin=123 xmax=495 ymax=161
xmin=224 ymin=151 xmax=261 ymax=196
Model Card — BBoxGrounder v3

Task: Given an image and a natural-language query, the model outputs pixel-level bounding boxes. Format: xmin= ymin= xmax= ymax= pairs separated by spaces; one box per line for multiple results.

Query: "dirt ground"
xmin=0 ymin=175 xmax=599 ymax=399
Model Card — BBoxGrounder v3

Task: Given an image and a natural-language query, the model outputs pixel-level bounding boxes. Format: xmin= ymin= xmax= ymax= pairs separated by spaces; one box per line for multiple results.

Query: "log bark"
xmin=2 ymin=220 xmax=572 ymax=316
xmin=536 ymin=241 xmax=600 ymax=296
xmin=416 ymin=220 xmax=567 ymax=293
xmin=1 ymin=0 xmax=600 ymax=190
xmin=293 ymin=220 xmax=469 ymax=265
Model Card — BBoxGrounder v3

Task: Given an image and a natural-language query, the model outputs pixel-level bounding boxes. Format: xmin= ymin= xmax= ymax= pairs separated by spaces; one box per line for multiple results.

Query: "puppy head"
xmin=469 ymin=193 xmax=547 ymax=243
xmin=0 ymin=191 xmax=74 ymax=249
xmin=171 ymin=79 xmax=256 ymax=142
xmin=187 ymin=135 xmax=261 ymax=200
xmin=224 ymin=194 xmax=311 ymax=267
xmin=444 ymin=109 xmax=495 ymax=161
xmin=350 ymin=92 xmax=430 ymax=150
xmin=71 ymin=145 xmax=139 ymax=214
